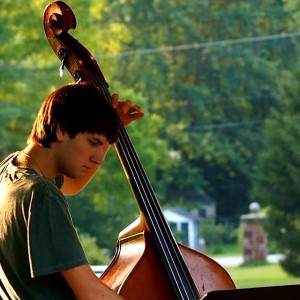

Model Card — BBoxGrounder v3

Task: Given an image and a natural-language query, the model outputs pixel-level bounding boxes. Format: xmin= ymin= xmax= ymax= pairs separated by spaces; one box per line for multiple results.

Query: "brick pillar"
xmin=241 ymin=202 xmax=268 ymax=263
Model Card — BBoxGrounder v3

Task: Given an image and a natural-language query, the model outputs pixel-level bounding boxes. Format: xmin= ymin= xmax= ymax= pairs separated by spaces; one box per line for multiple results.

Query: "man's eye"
xmin=89 ymin=140 xmax=98 ymax=146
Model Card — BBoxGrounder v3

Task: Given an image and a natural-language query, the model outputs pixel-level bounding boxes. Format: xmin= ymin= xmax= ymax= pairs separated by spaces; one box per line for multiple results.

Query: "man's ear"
xmin=56 ymin=126 xmax=66 ymax=142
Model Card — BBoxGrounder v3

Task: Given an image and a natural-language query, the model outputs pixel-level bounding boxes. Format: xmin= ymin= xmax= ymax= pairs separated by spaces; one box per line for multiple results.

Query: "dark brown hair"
xmin=27 ymin=83 xmax=120 ymax=147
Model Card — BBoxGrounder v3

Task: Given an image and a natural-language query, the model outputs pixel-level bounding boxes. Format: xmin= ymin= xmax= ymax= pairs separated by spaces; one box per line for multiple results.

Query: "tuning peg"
xmin=58 ymin=48 xmax=67 ymax=77
xmin=59 ymin=63 xmax=65 ymax=77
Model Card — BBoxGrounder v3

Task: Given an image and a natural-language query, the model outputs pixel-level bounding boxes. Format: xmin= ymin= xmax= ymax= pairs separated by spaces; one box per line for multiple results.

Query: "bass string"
xmin=89 ymin=71 xmax=200 ymax=299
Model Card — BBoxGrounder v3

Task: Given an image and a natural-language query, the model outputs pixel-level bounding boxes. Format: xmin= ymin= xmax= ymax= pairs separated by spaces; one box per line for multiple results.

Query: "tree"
xmin=250 ymin=0 xmax=300 ymax=276
xmin=97 ymin=0 xmax=296 ymax=222
xmin=0 ymin=0 xmax=71 ymax=157
xmin=251 ymin=57 xmax=300 ymax=275
xmin=78 ymin=232 xmax=111 ymax=265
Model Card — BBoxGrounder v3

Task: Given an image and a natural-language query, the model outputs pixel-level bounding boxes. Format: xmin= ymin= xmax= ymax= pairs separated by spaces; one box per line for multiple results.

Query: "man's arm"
xmin=62 ymin=264 xmax=124 ymax=300
xmin=61 ymin=94 xmax=144 ymax=195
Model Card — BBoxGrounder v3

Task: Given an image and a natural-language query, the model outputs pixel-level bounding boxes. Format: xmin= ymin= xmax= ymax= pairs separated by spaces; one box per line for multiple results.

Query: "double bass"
xmin=43 ymin=2 xmax=235 ymax=299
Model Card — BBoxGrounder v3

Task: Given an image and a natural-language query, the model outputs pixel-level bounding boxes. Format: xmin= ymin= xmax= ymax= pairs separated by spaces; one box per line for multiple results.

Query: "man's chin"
xmin=66 ymin=172 xmax=85 ymax=180
xmin=76 ymin=169 xmax=89 ymax=179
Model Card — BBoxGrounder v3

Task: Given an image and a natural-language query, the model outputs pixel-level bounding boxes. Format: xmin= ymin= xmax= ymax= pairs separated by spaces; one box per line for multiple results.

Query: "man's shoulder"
xmin=0 ymin=152 xmax=19 ymax=172
xmin=24 ymin=173 xmax=63 ymax=200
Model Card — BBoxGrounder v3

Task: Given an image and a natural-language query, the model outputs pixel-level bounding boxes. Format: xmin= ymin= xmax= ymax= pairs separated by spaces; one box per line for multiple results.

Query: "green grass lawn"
xmin=206 ymin=244 xmax=243 ymax=257
xmin=225 ymin=264 xmax=300 ymax=289
xmin=205 ymin=244 xmax=300 ymax=289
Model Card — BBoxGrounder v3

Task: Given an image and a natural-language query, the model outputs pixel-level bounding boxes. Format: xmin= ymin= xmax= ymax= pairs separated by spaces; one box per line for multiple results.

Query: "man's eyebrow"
xmin=90 ymin=135 xmax=105 ymax=144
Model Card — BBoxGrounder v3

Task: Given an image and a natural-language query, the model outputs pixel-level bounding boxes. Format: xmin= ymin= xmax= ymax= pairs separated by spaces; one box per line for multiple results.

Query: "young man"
xmin=0 ymin=83 xmax=144 ymax=299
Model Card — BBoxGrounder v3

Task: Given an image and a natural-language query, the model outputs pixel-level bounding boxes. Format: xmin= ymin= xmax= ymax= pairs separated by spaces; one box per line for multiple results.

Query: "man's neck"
xmin=20 ymin=143 xmax=58 ymax=179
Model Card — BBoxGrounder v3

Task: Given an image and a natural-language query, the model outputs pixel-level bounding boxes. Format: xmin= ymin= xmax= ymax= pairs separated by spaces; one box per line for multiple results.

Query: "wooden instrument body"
xmin=101 ymin=214 xmax=235 ymax=299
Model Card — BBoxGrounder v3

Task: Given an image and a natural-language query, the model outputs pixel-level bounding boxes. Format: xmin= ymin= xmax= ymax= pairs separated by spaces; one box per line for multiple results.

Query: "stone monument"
xmin=240 ymin=202 xmax=268 ymax=263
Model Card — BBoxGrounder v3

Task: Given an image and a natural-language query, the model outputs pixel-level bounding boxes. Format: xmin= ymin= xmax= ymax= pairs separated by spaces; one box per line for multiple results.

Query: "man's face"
xmin=55 ymin=132 xmax=108 ymax=179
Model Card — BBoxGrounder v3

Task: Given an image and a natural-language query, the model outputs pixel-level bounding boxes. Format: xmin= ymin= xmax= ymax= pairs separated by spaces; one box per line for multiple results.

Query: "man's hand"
xmin=111 ymin=94 xmax=144 ymax=126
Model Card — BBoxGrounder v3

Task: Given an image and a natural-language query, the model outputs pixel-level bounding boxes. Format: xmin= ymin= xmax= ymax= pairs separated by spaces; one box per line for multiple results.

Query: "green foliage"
xmin=251 ymin=56 xmax=300 ymax=276
xmin=100 ymin=0 xmax=296 ymax=220
xmin=78 ymin=232 xmax=111 ymax=265
xmin=200 ymin=219 xmax=237 ymax=254
xmin=0 ymin=101 xmax=27 ymax=155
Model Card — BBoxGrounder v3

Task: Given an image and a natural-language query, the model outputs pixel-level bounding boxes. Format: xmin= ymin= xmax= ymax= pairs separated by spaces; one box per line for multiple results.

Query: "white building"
xmin=163 ymin=208 xmax=203 ymax=250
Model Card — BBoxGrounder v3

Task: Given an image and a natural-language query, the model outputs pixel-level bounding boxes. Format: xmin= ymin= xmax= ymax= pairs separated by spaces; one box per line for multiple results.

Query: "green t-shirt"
xmin=0 ymin=153 xmax=88 ymax=299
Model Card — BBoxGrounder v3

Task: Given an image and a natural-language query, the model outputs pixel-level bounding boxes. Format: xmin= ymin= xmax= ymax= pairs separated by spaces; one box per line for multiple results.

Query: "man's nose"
xmin=90 ymin=149 xmax=103 ymax=165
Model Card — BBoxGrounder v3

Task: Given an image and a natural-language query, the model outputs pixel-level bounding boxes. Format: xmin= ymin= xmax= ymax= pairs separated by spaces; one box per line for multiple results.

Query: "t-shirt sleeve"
xmin=27 ymin=181 xmax=88 ymax=278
